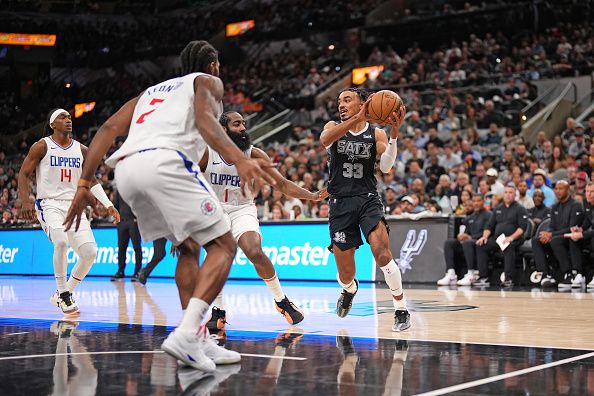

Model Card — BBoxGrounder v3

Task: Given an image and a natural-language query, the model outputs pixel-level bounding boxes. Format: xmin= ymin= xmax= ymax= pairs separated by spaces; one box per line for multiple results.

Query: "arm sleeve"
xmin=90 ymin=184 xmax=114 ymax=208
xmin=379 ymin=138 xmax=398 ymax=173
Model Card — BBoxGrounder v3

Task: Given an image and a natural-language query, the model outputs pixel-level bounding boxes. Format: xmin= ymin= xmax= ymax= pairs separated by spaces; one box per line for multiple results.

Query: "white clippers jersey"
xmin=106 ymin=72 xmax=210 ymax=167
xmin=36 ymin=137 xmax=83 ymax=200
xmin=204 ymin=145 xmax=254 ymax=208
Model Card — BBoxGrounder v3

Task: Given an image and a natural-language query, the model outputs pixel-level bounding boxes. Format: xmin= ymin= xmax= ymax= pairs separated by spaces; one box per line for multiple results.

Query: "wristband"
xmin=78 ymin=179 xmax=91 ymax=189
xmin=90 ymin=184 xmax=114 ymax=208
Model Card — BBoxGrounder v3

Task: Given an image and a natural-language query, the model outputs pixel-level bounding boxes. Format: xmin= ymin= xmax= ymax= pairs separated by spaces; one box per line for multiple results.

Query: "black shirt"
xmin=581 ymin=201 xmax=594 ymax=239
xmin=486 ymin=201 xmax=529 ymax=238
xmin=549 ymin=198 xmax=583 ymax=237
xmin=529 ymin=204 xmax=551 ymax=223
xmin=463 ymin=209 xmax=491 ymax=239
xmin=328 ymin=123 xmax=378 ymax=197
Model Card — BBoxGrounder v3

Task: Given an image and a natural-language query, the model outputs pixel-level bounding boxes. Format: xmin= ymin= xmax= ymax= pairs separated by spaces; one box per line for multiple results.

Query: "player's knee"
xmin=245 ymin=246 xmax=266 ymax=264
xmin=52 ymin=233 xmax=68 ymax=251
xmin=375 ymin=248 xmax=393 ymax=267
xmin=79 ymin=242 xmax=97 ymax=260
xmin=179 ymin=239 xmax=201 ymax=257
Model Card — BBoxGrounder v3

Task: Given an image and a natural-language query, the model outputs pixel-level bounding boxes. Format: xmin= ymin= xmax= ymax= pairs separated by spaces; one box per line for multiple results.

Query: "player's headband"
xmin=49 ymin=109 xmax=69 ymax=125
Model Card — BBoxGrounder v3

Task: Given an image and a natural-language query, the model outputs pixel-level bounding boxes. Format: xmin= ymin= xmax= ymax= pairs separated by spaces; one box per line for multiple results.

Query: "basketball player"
xmin=200 ymin=111 xmax=328 ymax=331
xmin=321 ymin=88 xmax=411 ymax=331
xmin=63 ymin=40 xmax=276 ymax=372
xmin=17 ymin=109 xmax=120 ymax=315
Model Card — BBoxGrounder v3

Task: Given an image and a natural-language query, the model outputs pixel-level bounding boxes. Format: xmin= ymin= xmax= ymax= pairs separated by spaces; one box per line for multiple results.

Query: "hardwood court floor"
xmin=0 ymin=276 xmax=593 ymax=395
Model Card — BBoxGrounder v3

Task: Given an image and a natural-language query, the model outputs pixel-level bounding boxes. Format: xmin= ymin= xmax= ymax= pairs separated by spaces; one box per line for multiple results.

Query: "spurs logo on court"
xmin=333 ymin=231 xmax=346 ymax=244
xmin=396 ymin=229 xmax=427 ymax=273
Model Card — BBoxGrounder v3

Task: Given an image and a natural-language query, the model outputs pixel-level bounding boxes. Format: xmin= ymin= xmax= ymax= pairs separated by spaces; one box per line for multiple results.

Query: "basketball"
xmin=368 ymin=90 xmax=403 ymax=124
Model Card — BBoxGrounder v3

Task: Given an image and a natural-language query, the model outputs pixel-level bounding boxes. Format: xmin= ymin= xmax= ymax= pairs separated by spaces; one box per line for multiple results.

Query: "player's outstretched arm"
xmin=251 ymin=148 xmax=328 ymax=201
xmin=17 ymin=140 xmax=47 ymax=221
xmin=64 ymin=96 xmax=139 ymax=231
xmin=80 ymin=144 xmax=120 ymax=225
xmin=320 ymin=95 xmax=374 ymax=148
xmin=194 ymin=75 xmax=276 ymax=193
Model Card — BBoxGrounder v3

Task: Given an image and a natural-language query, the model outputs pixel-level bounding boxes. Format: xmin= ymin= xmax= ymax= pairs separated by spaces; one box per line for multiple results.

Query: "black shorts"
xmin=328 ymin=192 xmax=388 ymax=251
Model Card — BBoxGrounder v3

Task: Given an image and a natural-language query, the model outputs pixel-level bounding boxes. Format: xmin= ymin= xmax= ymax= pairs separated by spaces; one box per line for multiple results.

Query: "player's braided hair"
xmin=44 ymin=107 xmax=61 ymax=135
xmin=219 ymin=111 xmax=236 ymax=131
xmin=340 ymin=87 xmax=369 ymax=101
xmin=180 ymin=40 xmax=218 ymax=75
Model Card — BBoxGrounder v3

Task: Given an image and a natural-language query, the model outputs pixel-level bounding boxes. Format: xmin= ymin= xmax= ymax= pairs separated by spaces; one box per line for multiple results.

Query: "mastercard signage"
xmin=226 ymin=20 xmax=255 ymax=37
xmin=352 ymin=65 xmax=385 ymax=85
xmin=0 ymin=33 xmax=57 ymax=46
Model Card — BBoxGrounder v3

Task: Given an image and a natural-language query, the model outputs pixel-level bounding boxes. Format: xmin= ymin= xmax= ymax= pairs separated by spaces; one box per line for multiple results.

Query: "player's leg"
xmin=38 ymin=200 xmax=79 ymax=314
xmin=363 ymin=195 xmax=410 ymax=332
xmin=114 ymin=222 xmax=131 ymax=280
xmin=238 ymin=230 xmax=304 ymax=324
xmin=67 ymin=212 xmax=97 ymax=293
xmin=329 ymin=196 xmax=362 ymax=318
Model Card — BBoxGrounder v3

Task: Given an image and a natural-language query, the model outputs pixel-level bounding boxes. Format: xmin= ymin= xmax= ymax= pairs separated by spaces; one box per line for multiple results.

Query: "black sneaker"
xmin=501 ymin=279 xmax=514 ymax=288
xmin=275 ymin=296 xmax=304 ymax=325
xmin=205 ymin=307 xmax=228 ymax=334
xmin=275 ymin=331 xmax=304 ymax=349
xmin=136 ymin=268 xmax=148 ymax=285
xmin=558 ymin=273 xmax=572 ymax=289
xmin=336 ymin=279 xmax=359 ymax=318
xmin=392 ymin=309 xmax=411 ymax=332
xmin=472 ymin=277 xmax=490 ymax=287
xmin=110 ymin=271 xmax=124 ymax=282
xmin=541 ymin=275 xmax=556 ymax=288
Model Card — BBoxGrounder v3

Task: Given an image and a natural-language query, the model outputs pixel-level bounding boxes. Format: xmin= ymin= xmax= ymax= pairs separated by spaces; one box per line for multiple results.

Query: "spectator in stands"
xmin=561 ymin=117 xmax=578 ymax=146
xmin=475 ymin=184 xmax=529 ymax=287
xmin=425 ymin=155 xmax=446 ymax=193
xmin=574 ymin=172 xmax=589 ymax=196
xmin=382 ymin=186 xmax=399 ymax=215
xmin=568 ymin=130 xmax=587 ymax=158
xmin=479 ymin=123 xmax=503 ymax=147
xmin=486 ymin=168 xmax=505 ymax=196
xmin=527 ymin=169 xmax=556 ymax=207
xmin=477 ymin=101 xmax=504 ymax=129
xmin=317 ymin=202 xmax=329 ymax=219
xmin=405 ymin=160 xmax=426 ymax=187
xmin=585 ymin=117 xmax=594 ymax=138
xmin=517 ymin=180 xmax=534 ymax=209
xmin=529 ymin=189 xmax=551 ymax=226
xmin=425 ymin=128 xmax=444 ymax=149
xmin=439 ymin=144 xmax=462 ymax=172
xmin=564 ymin=182 xmax=594 ymax=289
xmin=532 ymin=181 xmax=585 ymax=288
xmin=438 ymin=194 xmax=490 ymax=286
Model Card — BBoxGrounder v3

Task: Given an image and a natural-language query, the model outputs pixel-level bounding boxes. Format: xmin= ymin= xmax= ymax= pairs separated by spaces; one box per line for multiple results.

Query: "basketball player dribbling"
xmin=321 ymin=88 xmax=411 ymax=332
xmin=63 ymin=40 xmax=276 ymax=372
xmin=17 ymin=109 xmax=121 ymax=315
xmin=200 ymin=111 xmax=329 ymax=332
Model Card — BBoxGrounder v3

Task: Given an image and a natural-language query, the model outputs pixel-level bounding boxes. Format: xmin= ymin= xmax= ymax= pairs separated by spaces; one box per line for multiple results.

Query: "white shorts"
xmin=223 ymin=203 xmax=261 ymax=242
xmin=114 ymin=149 xmax=231 ymax=246
xmin=35 ymin=198 xmax=95 ymax=250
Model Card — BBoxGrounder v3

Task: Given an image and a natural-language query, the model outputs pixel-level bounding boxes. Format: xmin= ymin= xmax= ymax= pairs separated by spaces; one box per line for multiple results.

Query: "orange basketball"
xmin=368 ymin=90 xmax=403 ymax=124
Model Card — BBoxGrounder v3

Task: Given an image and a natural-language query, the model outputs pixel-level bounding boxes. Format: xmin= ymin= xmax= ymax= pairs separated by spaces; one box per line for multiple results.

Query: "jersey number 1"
xmin=135 ymin=98 xmax=165 ymax=124
xmin=60 ymin=169 xmax=72 ymax=182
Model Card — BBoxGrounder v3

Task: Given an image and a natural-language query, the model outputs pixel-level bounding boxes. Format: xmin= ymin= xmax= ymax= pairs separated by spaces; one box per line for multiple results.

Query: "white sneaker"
xmin=587 ymin=277 xmax=594 ymax=289
xmin=202 ymin=328 xmax=241 ymax=364
xmin=457 ymin=272 xmax=477 ymax=286
xmin=571 ymin=273 xmax=585 ymax=288
xmin=437 ymin=269 xmax=457 ymax=286
xmin=161 ymin=329 xmax=216 ymax=372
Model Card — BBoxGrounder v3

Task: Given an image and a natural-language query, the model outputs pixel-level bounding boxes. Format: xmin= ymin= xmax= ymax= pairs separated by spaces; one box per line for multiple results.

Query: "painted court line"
xmin=5 ymin=332 xmax=29 ymax=336
xmin=414 ymin=351 xmax=594 ymax=396
xmin=0 ymin=350 xmax=305 ymax=362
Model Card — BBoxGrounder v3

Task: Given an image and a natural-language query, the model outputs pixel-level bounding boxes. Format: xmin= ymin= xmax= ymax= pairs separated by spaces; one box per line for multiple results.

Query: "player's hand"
xmin=19 ymin=199 xmax=36 ymax=222
xmin=236 ymin=157 xmax=277 ymax=196
xmin=107 ymin=206 xmax=121 ymax=225
xmin=356 ymin=93 xmax=375 ymax=122
xmin=64 ymin=187 xmax=96 ymax=231
xmin=312 ymin=188 xmax=329 ymax=201
xmin=385 ymin=105 xmax=406 ymax=138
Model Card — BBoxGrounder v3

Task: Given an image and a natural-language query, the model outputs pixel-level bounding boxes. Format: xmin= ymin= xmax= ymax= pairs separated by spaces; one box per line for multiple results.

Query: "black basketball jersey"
xmin=327 ymin=123 xmax=377 ymax=197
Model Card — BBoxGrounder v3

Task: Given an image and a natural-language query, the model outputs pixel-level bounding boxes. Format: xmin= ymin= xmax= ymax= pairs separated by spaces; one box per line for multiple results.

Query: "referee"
xmin=112 ymin=191 xmax=143 ymax=281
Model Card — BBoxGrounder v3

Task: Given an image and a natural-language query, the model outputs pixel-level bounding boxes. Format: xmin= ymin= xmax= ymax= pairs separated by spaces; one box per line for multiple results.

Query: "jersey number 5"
xmin=343 ymin=163 xmax=363 ymax=179
xmin=135 ymin=98 xmax=165 ymax=124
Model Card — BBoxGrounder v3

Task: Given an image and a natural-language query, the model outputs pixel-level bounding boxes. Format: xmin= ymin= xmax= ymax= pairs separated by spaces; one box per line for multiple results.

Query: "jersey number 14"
xmin=60 ymin=168 xmax=72 ymax=182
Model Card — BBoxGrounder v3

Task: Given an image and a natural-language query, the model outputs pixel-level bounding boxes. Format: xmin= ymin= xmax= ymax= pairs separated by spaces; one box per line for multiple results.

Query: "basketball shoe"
xmin=50 ymin=290 xmax=79 ymax=314
xmin=392 ymin=309 xmax=411 ymax=332
xmin=205 ymin=307 xmax=228 ymax=333
xmin=336 ymin=279 xmax=359 ymax=318
xmin=275 ymin=297 xmax=304 ymax=325
xmin=161 ymin=328 xmax=216 ymax=372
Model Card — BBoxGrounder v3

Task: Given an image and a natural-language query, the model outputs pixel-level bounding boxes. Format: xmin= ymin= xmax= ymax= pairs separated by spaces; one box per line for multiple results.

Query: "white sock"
xmin=264 ymin=273 xmax=285 ymax=302
xmin=213 ymin=291 xmax=224 ymax=308
xmin=380 ymin=260 xmax=403 ymax=297
xmin=68 ymin=242 xmax=97 ymax=291
xmin=336 ymin=273 xmax=358 ymax=294
xmin=394 ymin=297 xmax=407 ymax=310
xmin=178 ymin=298 xmax=209 ymax=334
